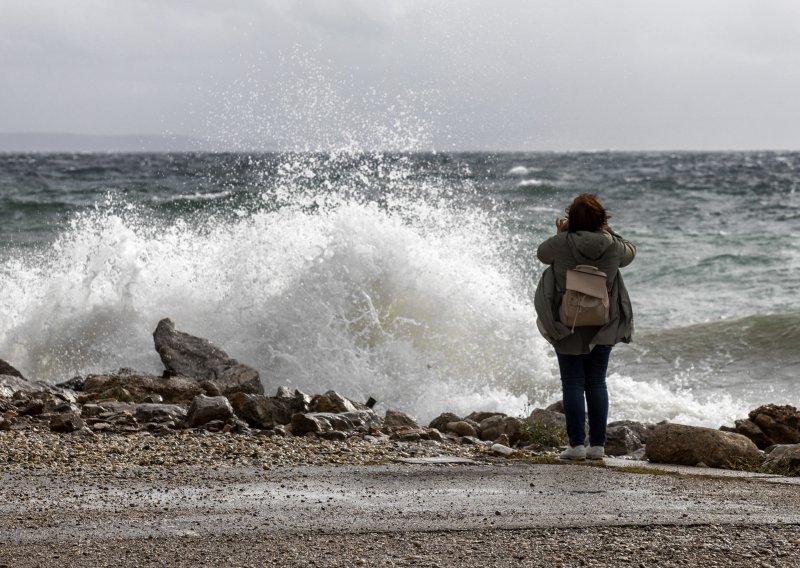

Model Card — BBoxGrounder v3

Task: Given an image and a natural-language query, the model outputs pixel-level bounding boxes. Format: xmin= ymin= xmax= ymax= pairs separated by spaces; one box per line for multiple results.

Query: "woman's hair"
xmin=566 ymin=193 xmax=610 ymax=232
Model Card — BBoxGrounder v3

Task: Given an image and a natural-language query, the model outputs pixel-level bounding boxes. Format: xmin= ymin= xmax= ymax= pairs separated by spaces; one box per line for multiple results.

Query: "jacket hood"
xmin=566 ymin=230 xmax=613 ymax=262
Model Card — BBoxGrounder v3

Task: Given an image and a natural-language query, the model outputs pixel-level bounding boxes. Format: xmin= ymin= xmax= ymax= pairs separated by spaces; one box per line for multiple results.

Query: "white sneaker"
xmin=586 ymin=446 xmax=605 ymax=460
xmin=559 ymin=445 xmax=586 ymax=460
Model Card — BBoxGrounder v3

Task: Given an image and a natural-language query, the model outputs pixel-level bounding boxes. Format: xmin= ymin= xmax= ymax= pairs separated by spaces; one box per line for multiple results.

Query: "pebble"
xmin=0 ymin=430 xmax=494 ymax=477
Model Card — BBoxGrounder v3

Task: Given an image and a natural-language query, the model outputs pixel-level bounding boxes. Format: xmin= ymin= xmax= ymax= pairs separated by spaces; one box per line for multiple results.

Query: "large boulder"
xmin=152 ymin=318 xmax=263 ymax=396
xmin=186 ymin=395 xmax=234 ymax=427
xmin=741 ymin=405 xmax=800 ymax=448
xmin=228 ymin=392 xmax=295 ymax=428
xmin=646 ymin=423 xmax=763 ymax=470
xmin=82 ymin=373 xmax=204 ymax=404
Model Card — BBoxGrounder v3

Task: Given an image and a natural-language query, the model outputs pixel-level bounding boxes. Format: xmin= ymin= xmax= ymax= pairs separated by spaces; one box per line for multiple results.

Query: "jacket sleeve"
xmin=537 ymin=236 xmax=558 ymax=264
xmin=607 ymin=228 xmax=636 ymax=267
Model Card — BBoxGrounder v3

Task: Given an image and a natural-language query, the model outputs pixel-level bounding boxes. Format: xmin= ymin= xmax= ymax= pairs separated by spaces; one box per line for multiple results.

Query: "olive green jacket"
xmin=534 ymin=228 xmax=635 ymax=354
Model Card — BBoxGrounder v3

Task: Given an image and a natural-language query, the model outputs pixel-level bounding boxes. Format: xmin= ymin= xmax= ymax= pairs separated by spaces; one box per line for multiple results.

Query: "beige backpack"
xmin=559 ymin=265 xmax=610 ymax=331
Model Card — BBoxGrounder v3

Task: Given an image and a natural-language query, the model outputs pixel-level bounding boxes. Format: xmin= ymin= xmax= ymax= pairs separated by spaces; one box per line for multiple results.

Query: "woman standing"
xmin=534 ymin=194 xmax=635 ymax=460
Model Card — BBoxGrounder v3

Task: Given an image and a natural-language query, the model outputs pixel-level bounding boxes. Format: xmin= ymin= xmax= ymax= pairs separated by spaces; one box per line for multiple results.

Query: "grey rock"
xmin=480 ymin=415 xmax=525 ymax=445
xmin=152 ymin=318 xmax=263 ymax=396
xmin=228 ymin=392 xmax=294 ymax=428
xmin=646 ymin=422 xmax=763 ymax=470
xmin=0 ymin=360 xmax=25 ymax=379
xmin=50 ymin=412 xmax=85 ymax=433
xmin=134 ymin=403 xmax=187 ymax=423
xmin=428 ymin=412 xmax=461 ymax=432
xmin=186 ymin=395 xmax=234 ymax=428
xmin=289 ymin=410 xmax=381 ymax=436
xmin=383 ymin=409 xmax=419 ymax=430
xmin=747 ymin=404 xmax=800 ymax=447
xmin=607 ymin=420 xmax=656 ymax=444
xmin=55 ymin=376 xmax=86 ymax=391
xmin=310 ymin=390 xmax=358 ymax=413
xmin=604 ymin=425 xmax=643 ymax=456
xmin=545 ymin=400 xmax=565 ymax=414
xmin=763 ymin=444 xmax=800 ymax=474
xmin=527 ymin=409 xmax=568 ymax=431
xmin=734 ymin=418 xmax=772 ymax=449
xmin=445 ymin=420 xmax=477 ymax=437
xmin=465 ymin=411 xmax=505 ymax=424
xmin=82 ymin=373 xmax=204 ymax=404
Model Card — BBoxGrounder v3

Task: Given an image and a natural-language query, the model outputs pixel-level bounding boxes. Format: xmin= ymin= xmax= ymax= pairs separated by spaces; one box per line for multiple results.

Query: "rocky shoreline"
xmin=2 ymin=318 xmax=799 ymax=477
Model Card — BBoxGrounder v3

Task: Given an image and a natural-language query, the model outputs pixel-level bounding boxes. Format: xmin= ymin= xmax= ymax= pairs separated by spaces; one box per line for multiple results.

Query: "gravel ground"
xmin=2 ymin=430 xmax=800 ymax=568
xmin=2 ymin=525 xmax=800 ymax=567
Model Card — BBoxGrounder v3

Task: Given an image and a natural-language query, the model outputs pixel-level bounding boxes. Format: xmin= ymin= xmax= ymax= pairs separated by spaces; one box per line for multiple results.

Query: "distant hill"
xmin=0 ymin=132 xmax=272 ymax=153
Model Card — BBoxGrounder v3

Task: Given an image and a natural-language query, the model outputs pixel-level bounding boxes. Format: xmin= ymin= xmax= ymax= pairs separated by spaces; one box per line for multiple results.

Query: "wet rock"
xmin=605 ymin=424 xmax=644 ymax=456
xmin=228 ymin=392 xmax=294 ymax=428
xmin=54 ymin=376 xmax=87 ymax=391
xmin=646 ymin=423 xmax=763 ymax=470
xmin=82 ymin=373 xmax=204 ymax=404
xmin=289 ymin=410 xmax=381 ymax=436
xmin=428 ymin=412 xmax=461 ymax=432
xmin=733 ymin=418 xmax=772 ymax=449
xmin=186 ymin=395 xmax=234 ymax=428
xmin=445 ymin=420 xmax=477 ymax=437
xmin=1 ymin=375 xmax=44 ymax=399
xmin=134 ymin=403 xmax=187 ymax=423
xmin=50 ymin=412 xmax=85 ymax=433
xmin=0 ymin=413 xmax=16 ymax=430
xmin=0 ymin=359 xmax=25 ymax=379
xmin=607 ymin=420 xmax=655 ymax=444
xmin=763 ymin=444 xmax=800 ymax=474
xmin=383 ymin=409 xmax=419 ymax=430
xmin=527 ymin=409 xmax=567 ymax=431
xmin=480 ymin=415 xmax=526 ymax=445
xmin=318 ymin=430 xmax=348 ymax=441
xmin=152 ymin=318 xmax=263 ymax=396
xmin=545 ymin=400 xmax=565 ymax=413
xmin=465 ymin=411 xmax=505 ymax=424
xmin=15 ymin=397 xmax=45 ymax=416
xmin=310 ymin=390 xmax=358 ymax=413
xmin=747 ymin=404 xmax=800 ymax=447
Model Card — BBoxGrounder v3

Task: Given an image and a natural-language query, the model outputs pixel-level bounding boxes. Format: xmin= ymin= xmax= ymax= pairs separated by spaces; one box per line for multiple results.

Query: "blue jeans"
xmin=556 ymin=345 xmax=612 ymax=447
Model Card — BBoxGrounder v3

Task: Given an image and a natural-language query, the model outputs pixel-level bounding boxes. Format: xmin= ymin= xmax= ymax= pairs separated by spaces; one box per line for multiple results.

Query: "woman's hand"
xmin=556 ymin=217 xmax=568 ymax=233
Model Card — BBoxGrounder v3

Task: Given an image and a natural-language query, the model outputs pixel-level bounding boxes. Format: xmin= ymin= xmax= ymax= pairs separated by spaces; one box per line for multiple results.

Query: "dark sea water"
xmin=1 ymin=151 xmax=798 ymax=426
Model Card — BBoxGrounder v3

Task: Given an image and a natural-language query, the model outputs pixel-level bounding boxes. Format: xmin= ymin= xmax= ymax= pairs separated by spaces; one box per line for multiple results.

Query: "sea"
xmin=1 ymin=150 xmax=798 ymax=428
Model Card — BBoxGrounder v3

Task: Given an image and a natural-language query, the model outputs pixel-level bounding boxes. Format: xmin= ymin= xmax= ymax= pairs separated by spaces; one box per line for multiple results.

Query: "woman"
xmin=534 ymin=194 xmax=635 ymax=460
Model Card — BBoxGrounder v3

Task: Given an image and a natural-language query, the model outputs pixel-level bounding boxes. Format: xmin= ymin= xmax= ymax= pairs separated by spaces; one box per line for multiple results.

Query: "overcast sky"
xmin=1 ymin=0 xmax=799 ymax=151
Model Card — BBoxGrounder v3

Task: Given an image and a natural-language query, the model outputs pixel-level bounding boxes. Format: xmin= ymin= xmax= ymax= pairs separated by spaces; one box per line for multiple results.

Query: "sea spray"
xmin=0 ymin=153 xmax=557 ymax=421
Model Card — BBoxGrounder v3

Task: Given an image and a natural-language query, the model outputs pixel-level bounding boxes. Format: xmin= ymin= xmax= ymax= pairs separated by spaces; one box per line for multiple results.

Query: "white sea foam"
xmin=507 ymin=165 xmax=540 ymax=176
xmin=608 ymin=373 xmax=749 ymax=428
xmin=517 ymin=179 xmax=546 ymax=188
